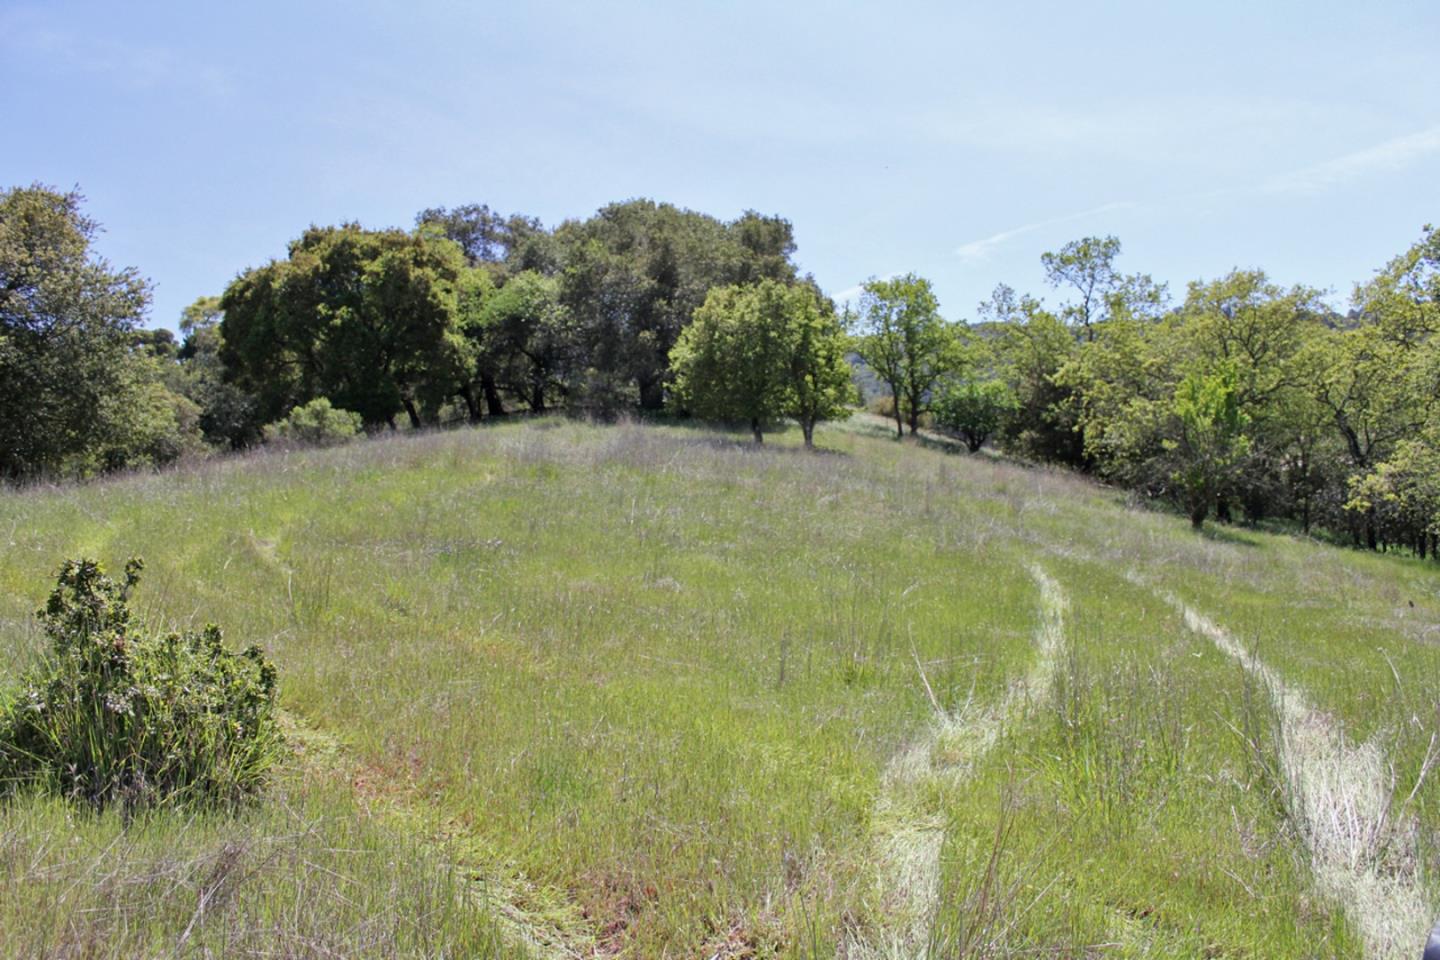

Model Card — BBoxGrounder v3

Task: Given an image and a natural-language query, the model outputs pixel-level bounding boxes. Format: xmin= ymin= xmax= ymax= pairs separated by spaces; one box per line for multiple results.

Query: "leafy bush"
xmin=932 ymin=379 xmax=1018 ymax=452
xmin=264 ymin=397 xmax=362 ymax=447
xmin=0 ymin=558 xmax=283 ymax=811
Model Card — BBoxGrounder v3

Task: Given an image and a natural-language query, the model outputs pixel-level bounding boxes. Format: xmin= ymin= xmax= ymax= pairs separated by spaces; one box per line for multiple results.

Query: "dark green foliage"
xmin=981 ymin=286 xmax=1086 ymax=464
xmin=0 ymin=558 xmax=283 ymax=812
xmin=481 ymin=270 xmax=575 ymax=413
xmin=0 ymin=184 xmax=200 ymax=479
xmin=552 ymin=200 xmax=800 ymax=412
xmin=219 ymin=224 xmax=471 ymax=431
xmin=175 ymin=295 xmax=261 ymax=448
xmin=415 ymin=202 xmax=551 ymax=274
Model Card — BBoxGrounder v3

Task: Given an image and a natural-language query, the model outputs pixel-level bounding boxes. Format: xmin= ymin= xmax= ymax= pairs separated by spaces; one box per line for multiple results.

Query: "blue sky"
xmin=3 ymin=0 xmax=1437 ymax=329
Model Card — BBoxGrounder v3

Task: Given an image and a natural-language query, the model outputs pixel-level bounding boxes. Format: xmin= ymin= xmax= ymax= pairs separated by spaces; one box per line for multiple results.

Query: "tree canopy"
xmin=219 ymin=224 xmax=470 ymax=430
xmin=0 ymin=185 xmax=198 ymax=478
xmin=853 ymin=274 xmax=957 ymax=438
xmin=670 ymin=279 xmax=853 ymax=446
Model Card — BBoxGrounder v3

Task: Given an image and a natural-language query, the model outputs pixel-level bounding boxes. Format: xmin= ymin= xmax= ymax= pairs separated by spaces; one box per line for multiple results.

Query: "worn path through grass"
xmin=1156 ymin=586 xmax=1434 ymax=960
xmin=853 ymin=565 xmax=1069 ymax=959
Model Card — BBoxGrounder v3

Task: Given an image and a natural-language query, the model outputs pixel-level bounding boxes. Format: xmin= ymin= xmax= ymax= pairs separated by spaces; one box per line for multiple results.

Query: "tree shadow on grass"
xmin=1197 ymin=523 xmax=1263 ymax=548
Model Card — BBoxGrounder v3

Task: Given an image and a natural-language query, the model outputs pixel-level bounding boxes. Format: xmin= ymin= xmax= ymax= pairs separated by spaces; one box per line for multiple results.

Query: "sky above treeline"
xmin=3 ymin=0 xmax=1437 ymax=330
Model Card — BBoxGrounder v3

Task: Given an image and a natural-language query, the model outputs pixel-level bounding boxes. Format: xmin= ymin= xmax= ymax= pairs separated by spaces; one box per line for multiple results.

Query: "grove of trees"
xmin=973 ymin=229 xmax=1440 ymax=548
xmin=5 ymin=179 xmax=1439 ymax=559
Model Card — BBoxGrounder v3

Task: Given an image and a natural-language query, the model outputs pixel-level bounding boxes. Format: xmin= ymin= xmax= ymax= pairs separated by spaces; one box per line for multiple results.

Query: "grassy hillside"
xmin=1 ymin=418 xmax=1438 ymax=958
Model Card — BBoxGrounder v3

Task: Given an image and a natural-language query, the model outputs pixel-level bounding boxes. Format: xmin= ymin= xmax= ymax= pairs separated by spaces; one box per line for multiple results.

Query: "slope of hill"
xmin=1 ymin=418 xmax=1438 ymax=958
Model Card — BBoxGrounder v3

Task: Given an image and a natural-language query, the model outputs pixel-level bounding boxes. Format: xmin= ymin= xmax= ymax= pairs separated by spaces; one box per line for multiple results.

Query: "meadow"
xmin=1 ymin=416 xmax=1438 ymax=958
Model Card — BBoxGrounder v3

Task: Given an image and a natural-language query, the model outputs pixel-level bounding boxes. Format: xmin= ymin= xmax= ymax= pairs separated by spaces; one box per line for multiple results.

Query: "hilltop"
xmin=1 ymin=418 xmax=1438 ymax=958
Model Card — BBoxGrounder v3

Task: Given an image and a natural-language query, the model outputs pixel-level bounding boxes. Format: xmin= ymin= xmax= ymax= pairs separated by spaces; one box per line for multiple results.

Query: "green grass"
xmin=0 ymin=776 xmax=525 ymax=958
xmin=1 ymin=416 xmax=1438 ymax=956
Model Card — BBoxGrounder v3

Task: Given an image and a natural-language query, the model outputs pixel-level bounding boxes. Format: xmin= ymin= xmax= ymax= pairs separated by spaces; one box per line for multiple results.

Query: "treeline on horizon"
xmin=2 ymin=183 xmax=1438 ymax=557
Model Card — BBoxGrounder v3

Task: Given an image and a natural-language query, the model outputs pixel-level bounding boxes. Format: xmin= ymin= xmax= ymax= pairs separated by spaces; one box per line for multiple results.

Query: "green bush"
xmin=0 ymin=558 xmax=283 ymax=812
xmin=263 ymin=397 xmax=362 ymax=447
xmin=932 ymin=378 xmax=1018 ymax=452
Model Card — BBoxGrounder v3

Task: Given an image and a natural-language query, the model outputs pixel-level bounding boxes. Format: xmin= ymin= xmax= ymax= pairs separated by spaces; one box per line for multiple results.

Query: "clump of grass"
xmin=0 ymin=557 xmax=283 ymax=812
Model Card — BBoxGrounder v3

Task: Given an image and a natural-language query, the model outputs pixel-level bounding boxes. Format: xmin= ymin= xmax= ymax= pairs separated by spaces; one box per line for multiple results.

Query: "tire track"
xmin=283 ymin=712 xmax=590 ymax=960
xmin=1154 ymin=588 xmax=1432 ymax=960
xmin=850 ymin=565 xmax=1067 ymax=959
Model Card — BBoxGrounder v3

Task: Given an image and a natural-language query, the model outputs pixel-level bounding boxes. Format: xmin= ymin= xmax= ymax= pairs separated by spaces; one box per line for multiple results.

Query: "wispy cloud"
xmin=0 ymin=6 xmax=233 ymax=95
xmin=830 ymin=271 xmax=902 ymax=306
xmin=954 ymin=201 xmax=1137 ymax=262
xmin=1262 ymin=125 xmax=1440 ymax=195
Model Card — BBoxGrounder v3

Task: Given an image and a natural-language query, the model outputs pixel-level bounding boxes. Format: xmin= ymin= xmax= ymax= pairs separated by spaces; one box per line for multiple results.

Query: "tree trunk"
xmin=801 ymin=419 xmax=815 ymax=449
xmin=530 ymin=383 xmax=546 ymax=414
xmin=751 ymin=418 xmax=764 ymax=444
xmin=1190 ymin=500 xmax=1208 ymax=529
xmin=638 ymin=377 xmax=664 ymax=412
xmin=1215 ymin=496 xmax=1232 ymax=524
xmin=891 ymin=391 xmax=903 ymax=439
xmin=481 ymin=372 xmax=506 ymax=416
xmin=402 ymin=397 xmax=422 ymax=430
xmin=458 ymin=384 xmax=482 ymax=423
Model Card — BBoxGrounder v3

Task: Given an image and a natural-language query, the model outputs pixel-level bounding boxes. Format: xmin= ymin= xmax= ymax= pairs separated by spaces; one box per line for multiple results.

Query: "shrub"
xmin=263 ymin=397 xmax=362 ymax=447
xmin=0 ymin=558 xmax=283 ymax=812
xmin=932 ymin=379 xmax=1018 ymax=452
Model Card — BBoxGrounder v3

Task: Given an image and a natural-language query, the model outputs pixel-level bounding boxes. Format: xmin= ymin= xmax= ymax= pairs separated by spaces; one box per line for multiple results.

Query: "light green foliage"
xmin=1058 ymin=270 xmax=1335 ymax=526
xmin=931 ymin=378 xmax=1017 ymax=452
xmin=1168 ymin=362 xmax=1250 ymax=527
xmin=670 ymin=284 xmax=783 ymax=441
xmin=779 ymin=284 xmax=856 ymax=446
xmin=1324 ymin=226 xmax=1440 ymax=549
xmin=1347 ymin=428 xmax=1440 ymax=543
xmin=670 ymin=279 xmax=852 ymax=445
xmin=1041 ymin=234 xmax=1168 ymax=340
xmin=0 ymin=184 xmax=198 ymax=479
xmin=451 ymin=264 xmax=506 ymax=419
xmin=0 ymin=558 xmax=282 ymax=812
xmin=854 ymin=273 xmax=957 ymax=438
xmin=263 ymin=397 xmax=362 ymax=447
